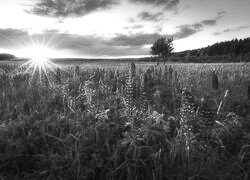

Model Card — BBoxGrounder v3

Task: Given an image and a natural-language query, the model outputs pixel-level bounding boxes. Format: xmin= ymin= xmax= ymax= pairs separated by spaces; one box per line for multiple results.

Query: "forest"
xmin=171 ymin=37 xmax=250 ymax=63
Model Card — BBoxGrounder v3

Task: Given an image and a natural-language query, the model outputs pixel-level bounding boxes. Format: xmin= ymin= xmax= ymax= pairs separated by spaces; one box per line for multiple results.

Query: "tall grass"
xmin=0 ymin=61 xmax=250 ymax=179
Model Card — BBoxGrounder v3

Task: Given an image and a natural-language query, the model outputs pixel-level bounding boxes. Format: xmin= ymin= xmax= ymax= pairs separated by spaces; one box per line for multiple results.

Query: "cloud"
xmin=0 ymin=28 xmax=158 ymax=56
xmin=128 ymin=17 xmax=135 ymax=23
xmin=214 ymin=25 xmax=250 ymax=35
xmin=225 ymin=25 xmax=250 ymax=32
xmin=137 ymin=11 xmax=163 ymax=21
xmin=174 ymin=25 xmax=200 ymax=39
xmin=201 ymin=19 xmax=217 ymax=26
xmin=174 ymin=21 xmax=206 ymax=39
xmin=0 ymin=28 xmax=28 ymax=38
xmin=0 ymin=28 xmax=29 ymax=48
xmin=0 ymin=24 xmax=208 ymax=57
xmin=192 ymin=11 xmax=224 ymax=31
xmin=110 ymin=33 xmax=162 ymax=46
xmin=129 ymin=0 xmax=180 ymax=10
xmin=0 ymin=18 xmax=225 ymax=57
xmin=213 ymin=32 xmax=221 ymax=35
xmin=42 ymin=32 xmax=159 ymax=56
xmin=217 ymin=11 xmax=226 ymax=19
xmin=174 ymin=18 xmax=217 ymax=39
xmin=43 ymin=29 xmax=60 ymax=33
xmin=25 ymin=0 xmax=119 ymax=18
xmin=123 ymin=24 xmax=144 ymax=30
xmin=192 ymin=23 xmax=203 ymax=29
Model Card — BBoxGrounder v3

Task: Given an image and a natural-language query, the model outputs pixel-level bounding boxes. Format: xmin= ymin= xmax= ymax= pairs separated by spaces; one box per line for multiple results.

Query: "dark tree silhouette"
xmin=151 ymin=37 xmax=174 ymax=64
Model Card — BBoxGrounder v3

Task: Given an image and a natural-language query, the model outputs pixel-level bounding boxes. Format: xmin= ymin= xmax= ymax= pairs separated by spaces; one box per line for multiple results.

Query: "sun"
xmin=29 ymin=45 xmax=52 ymax=64
xmin=21 ymin=44 xmax=57 ymax=83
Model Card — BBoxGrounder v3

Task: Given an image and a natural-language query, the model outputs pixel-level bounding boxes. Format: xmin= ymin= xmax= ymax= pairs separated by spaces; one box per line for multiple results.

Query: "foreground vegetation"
xmin=0 ymin=62 xmax=250 ymax=180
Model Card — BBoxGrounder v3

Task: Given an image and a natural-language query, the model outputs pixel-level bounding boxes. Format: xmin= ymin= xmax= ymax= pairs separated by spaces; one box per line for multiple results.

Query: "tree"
xmin=151 ymin=37 xmax=174 ymax=64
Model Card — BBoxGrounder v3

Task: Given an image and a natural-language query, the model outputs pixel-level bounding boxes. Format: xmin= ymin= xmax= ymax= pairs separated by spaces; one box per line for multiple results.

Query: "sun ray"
xmin=20 ymin=41 xmax=58 ymax=84
xmin=14 ymin=31 xmax=69 ymax=85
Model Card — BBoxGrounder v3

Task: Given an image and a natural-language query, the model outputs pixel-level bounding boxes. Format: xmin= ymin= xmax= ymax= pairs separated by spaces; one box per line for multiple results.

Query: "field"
xmin=0 ymin=60 xmax=250 ymax=180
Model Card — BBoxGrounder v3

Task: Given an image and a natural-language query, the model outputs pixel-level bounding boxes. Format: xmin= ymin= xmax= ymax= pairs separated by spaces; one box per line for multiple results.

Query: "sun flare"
xmin=21 ymin=44 xmax=57 ymax=83
xmin=29 ymin=45 xmax=52 ymax=64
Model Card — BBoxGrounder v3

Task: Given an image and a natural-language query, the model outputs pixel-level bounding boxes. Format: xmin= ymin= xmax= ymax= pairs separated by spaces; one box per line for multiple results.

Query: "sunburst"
xmin=21 ymin=43 xmax=57 ymax=84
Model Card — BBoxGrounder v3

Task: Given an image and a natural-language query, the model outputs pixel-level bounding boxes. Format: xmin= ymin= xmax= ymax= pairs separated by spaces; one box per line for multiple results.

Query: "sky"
xmin=0 ymin=0 xmax=249 ymax=58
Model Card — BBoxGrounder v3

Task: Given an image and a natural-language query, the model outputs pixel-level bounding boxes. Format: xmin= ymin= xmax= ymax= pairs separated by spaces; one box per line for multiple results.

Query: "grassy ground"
xmin=0 ymin=61 xmax=250 ymax=179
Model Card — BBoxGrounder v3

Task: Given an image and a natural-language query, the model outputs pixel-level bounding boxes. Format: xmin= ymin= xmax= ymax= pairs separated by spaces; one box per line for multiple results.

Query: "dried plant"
xmin=217 ymin=89 xmax=229 ymax=116
xmin=212 ymin=71 xmax=219 ymax=89
xmin=56 ymin=67 xmax=62 ymax=84
xmin=139 ymin=73 xmax=148 ymax=112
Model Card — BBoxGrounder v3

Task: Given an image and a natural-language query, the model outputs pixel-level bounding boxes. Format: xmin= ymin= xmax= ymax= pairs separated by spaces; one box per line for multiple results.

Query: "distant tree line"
xmin=187 ymin=37 xmax=250 ymax=57
xmin=142 ymin=37 xmax=250 ymax=63
xmin=174 ymin=37 xmax=250 ymax=63
xmin=0 ymin=53 xmax=15 ymax=61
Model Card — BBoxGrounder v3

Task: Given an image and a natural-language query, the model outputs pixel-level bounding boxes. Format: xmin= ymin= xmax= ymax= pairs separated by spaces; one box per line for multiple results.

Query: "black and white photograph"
xmin=0 ymin=0 xmax=250 ymax=179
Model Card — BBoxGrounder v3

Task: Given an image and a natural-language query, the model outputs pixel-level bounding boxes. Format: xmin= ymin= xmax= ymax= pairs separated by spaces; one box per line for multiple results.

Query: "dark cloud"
xmin=195 ymin=11 xmax=224 ymax=31
xmin=0 ymin=28 xmax=28 ymax=38
xmin=174 ymin=25 xmax=200 ymax=39
xmin=213 ymin=32 xmax=221 ymax=35
xmin=227 ymin=25 xmax=250 ymax=32
xmin=123 ymin=24 xmax=144 ymax=30
xmin=25 ymin=0 xmax=180 ymax=19
xmin=110 ymin=33 xmax=162 ymax=46
xmin=192 ymin=23 xmax=203 ymax=29
xmin=214 ymin=25 xmax=250 ymax=35
xmin=223 ymin=29 xmax=231 ymax=33
xmin=0 ymin=28 xmax=29 ymax=48
xmin=201 ymin=19 xmax=217 ymax=26
xmin=129 ymin=0 xmax=180 ymax=10
xmin=217 ymin=11 xmax=226 ymax=19
xmin=25 ymin=0 xmax=119 ymax=18
xmin=137 ymin=11 xmax=163 ymax=21
xmin=174 ymin=18 xmax=217 ymax=39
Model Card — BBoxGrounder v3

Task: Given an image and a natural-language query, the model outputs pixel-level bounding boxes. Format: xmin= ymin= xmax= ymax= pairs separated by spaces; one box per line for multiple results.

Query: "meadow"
xmin=0 ymin=60 xmax=250 ymax=180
